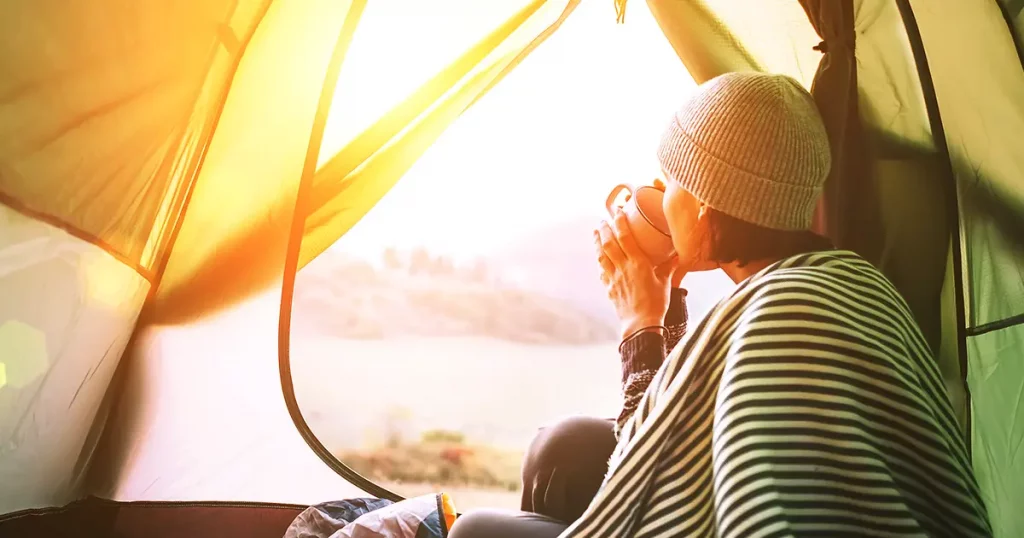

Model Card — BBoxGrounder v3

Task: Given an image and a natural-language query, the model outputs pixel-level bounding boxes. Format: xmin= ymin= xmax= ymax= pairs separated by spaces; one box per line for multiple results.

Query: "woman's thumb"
xmin=654 ymin=255 xmax=678 ymax=280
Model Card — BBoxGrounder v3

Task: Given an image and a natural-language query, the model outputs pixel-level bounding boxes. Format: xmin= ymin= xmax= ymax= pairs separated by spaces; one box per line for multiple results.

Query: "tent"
xmin=1 ymin=0 xmax=1021 ymax=536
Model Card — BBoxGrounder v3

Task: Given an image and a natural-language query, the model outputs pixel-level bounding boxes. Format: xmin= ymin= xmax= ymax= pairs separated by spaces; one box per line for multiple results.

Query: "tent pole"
xmin=275 ymin=0 xmax=403 ymax=502
xmin=893 ymin=0 xmax=972 ymax=455
xmin=995 ymin=0 xmax=1024 ymax=70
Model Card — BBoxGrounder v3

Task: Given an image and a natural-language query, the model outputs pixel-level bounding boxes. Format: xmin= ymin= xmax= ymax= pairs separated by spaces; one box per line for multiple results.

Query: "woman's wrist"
xmin=620 ymin=318 xmax=666 ymax=341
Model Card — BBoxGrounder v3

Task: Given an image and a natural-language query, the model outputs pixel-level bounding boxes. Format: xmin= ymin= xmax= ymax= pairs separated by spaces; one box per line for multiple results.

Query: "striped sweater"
xmin=566 ymin=250 xmax=992 ymax=538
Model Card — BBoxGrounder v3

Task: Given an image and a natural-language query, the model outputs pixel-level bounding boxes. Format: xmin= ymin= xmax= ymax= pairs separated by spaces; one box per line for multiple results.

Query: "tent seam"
xmin=146 ymin=0 xmax=274 ymax=301
xmin=0 ymin=189 xmax=154 ymax=283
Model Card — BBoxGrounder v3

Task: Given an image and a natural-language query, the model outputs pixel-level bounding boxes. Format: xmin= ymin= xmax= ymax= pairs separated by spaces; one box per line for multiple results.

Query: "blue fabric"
xmin=284 ymin=494 xmax=448 ymax=538
xmin=414 ymin=507 xmax=444 ymax=538
xmin=284 ymin=497 xmax=394 ymax=538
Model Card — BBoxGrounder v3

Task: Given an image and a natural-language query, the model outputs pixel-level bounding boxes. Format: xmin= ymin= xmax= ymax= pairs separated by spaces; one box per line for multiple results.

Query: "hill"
xmin=291 ymin=217 xmax=734 ymax=344
xmin=291 ymin=247 xmax=617 ymax=345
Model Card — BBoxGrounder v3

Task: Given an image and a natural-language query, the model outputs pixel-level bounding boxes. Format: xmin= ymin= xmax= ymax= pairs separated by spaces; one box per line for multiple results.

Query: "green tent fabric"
xmin=1 ymin=0 xmax=1022 ymax=536
xmin=910 ymin=2 xmax=1024 ymax=534
xmin=641 ymin=0 xmax=1024 ymax=535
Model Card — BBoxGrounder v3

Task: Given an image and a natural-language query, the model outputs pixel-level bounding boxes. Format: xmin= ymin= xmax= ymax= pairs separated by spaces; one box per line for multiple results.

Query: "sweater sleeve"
xmin=615 ymin=288 xmax=688 ymax=436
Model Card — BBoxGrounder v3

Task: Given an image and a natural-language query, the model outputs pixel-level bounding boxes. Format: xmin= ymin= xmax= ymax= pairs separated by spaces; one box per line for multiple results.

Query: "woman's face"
xmin=662 ymin=176 xmax=715 ymax=272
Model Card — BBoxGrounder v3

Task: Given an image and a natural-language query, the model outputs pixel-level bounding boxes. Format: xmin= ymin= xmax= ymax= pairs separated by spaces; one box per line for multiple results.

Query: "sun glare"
xmin=320 ymin=1 xmax=696 ymax=262
xmin=285 ymin=2 xmax=733 ymax=510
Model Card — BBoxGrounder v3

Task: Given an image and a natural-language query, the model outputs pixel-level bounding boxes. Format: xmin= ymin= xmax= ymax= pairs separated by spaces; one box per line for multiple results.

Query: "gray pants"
xmin=449 ymin=417 xmax=616 ymax=538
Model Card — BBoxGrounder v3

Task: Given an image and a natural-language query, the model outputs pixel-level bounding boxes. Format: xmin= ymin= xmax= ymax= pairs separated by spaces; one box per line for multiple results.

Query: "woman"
xmin=451 ymin=72 xmax=991 ymax=537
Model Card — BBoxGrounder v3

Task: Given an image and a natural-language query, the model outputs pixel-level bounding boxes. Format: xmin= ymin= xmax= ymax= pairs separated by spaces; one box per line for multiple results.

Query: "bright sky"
xmin=318 ymin=0 xmax=696 ymax=261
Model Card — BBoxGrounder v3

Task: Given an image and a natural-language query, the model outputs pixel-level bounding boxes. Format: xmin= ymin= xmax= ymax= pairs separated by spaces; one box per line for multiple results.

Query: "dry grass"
xmin=337 ymin=429 xmax=523 ymax=492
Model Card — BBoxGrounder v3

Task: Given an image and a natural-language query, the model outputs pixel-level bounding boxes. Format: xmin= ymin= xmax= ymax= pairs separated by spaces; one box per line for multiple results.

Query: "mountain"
xmin=291 ymin=246 xmax=617 ymax=344
xmin=289 ymin=216 xmax=734 ymax=344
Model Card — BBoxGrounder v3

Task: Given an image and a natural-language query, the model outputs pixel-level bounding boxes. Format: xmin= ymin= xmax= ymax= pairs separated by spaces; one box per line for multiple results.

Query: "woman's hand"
xmin=596 ymin=208 xmax=680 ymax=340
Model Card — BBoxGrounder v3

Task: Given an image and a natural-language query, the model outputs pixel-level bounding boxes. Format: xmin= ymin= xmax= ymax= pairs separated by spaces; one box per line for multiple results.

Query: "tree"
xmin=409 ymin=247 xmax=431 ymax=275
xmin=431 ymin=254 xmax=454 ymax=276
xmin=469 ymin=259 xmax=491 ymax=283
xmin=383 ymin=247 xmax=403 ymax=270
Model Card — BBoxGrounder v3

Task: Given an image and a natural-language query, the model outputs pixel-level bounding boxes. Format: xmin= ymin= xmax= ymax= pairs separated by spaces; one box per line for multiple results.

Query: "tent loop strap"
xmin=614 ymin=0 xmax=627 ymax=23
xmin=813 ymin=35 xmax=855 ymax=54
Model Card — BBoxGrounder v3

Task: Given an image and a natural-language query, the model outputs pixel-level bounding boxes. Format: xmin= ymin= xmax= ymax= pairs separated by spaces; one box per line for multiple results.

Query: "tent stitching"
xmin=130 ymin=2 xmax=243 ymax=270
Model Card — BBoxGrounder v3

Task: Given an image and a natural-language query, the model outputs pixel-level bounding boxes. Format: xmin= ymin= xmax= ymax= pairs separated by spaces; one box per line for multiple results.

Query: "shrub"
xmin=338 ymin=433 xmax=523 ymax=492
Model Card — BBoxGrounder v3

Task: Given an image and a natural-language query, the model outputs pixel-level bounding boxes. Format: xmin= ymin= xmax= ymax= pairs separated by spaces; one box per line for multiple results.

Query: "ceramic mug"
xmin=605 ymin=183 xmax=675 ymax=265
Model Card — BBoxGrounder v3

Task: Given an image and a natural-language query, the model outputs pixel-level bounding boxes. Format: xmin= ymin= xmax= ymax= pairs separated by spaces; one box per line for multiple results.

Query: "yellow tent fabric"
xmin=0 ymin=1 xmax=268 ymax=273
xmin=0 ymin=0 xmax=271 ymax=514
xmin=145 ymin=0 xmax=579 ymax=325
xmin=301 ymin=0 xmax=580 ymax=269
xmin=1 ymin=0 xmax=580 ymax=512
xmin=84 ymin=0 xmax=581 ymax=507
xmin=2 ymin=0 xmax=1021 ymax=533
xmin=139 ymin=0 xmax=360 ymax=325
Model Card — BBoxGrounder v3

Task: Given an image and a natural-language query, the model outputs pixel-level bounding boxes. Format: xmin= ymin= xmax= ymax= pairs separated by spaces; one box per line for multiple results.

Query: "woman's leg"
xmin=448 ymin=509 xmax=568 ymax=538
xmin=448 ymin=417 xmax=617 ymax=538
xmin=520 ymin=416 xmax=617 ymax=523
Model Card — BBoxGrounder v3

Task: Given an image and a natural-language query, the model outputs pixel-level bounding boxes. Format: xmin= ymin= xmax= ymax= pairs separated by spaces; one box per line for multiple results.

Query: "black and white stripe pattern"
xmin=617 ymin=305 xmax=689 ymax=436
xmin=563 ymin=251 xmax=991 ymax=537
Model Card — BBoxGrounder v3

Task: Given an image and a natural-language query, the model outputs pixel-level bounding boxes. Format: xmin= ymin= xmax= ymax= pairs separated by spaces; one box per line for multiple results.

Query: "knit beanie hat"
xmin=656 ymin=72 xmax=831 ymax=231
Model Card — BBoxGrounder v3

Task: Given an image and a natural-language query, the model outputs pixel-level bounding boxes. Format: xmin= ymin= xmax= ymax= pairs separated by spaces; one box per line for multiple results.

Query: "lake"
xmin=290 ymin=334 xmax=622 ymax=509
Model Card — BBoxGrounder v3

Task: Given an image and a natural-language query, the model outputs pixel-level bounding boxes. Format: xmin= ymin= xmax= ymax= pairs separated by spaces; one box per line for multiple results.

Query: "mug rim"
xmin=632 ymin=186 xmax=671 ymax=238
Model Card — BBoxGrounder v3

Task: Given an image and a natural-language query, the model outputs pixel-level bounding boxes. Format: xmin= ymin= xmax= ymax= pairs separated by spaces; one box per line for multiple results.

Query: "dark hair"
xmin=697 ymin=207 xmax=834 ymax=267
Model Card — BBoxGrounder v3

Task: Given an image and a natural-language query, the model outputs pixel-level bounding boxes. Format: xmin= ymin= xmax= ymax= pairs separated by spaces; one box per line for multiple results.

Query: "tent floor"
xmin=0 ymin=497 xmax=305 ymax=538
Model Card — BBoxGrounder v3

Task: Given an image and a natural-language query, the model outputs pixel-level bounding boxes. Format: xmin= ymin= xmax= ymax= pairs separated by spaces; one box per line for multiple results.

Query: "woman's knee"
xmin=523 ymin=416 xmax=616 ymax=476
xmin=448 ymin=510 xmax=500 ymax=538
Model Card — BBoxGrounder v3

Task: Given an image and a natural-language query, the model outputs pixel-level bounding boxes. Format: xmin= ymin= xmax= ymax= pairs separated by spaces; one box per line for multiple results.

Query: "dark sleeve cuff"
xmin=664 ymin=288 xmax=688 ymax=327
xmin=620 ymin=331 xmax=666 ymax=384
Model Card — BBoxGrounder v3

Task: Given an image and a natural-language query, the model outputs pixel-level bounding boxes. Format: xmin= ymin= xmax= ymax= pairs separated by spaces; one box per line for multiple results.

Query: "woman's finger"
xmin=593 ymin=233 xmax=617 ymax=284
xmin=596 ymin=252 xmax=615 ymax=286
xmin=611 ymin=210 xmax=649 ymax=264
xmin=597 ymin=221 xmax=626 ymax=267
